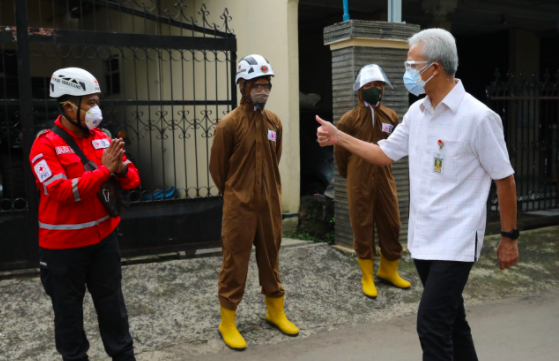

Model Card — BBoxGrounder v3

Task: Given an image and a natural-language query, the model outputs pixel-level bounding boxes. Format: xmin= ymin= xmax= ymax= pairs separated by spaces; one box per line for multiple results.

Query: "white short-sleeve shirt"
xmin=378 ymin=80 xmax=514 ymax=262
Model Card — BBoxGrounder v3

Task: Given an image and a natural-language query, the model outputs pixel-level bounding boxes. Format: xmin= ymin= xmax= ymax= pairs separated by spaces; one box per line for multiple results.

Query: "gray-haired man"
xmin=316 ymin=28 xmax=518 ymax=360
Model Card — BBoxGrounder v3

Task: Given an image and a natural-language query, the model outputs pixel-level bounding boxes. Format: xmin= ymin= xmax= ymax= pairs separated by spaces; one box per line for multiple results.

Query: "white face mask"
xmin=63 ymin=102 xmax=104 ymax=130
xmin=403 ymin=63 xmax=435 ymax=96
xmin=84 ymin=105 xmax=103 ymax=130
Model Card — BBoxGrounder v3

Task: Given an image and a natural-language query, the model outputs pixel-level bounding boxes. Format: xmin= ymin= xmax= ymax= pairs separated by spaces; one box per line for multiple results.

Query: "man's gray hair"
xmin=408 ymin=28 xmax=458 ymax=76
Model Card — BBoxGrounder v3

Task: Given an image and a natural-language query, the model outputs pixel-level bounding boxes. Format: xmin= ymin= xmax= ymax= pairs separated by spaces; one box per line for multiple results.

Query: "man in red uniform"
xmin=29 ymin=67 xmax=140 ymax=361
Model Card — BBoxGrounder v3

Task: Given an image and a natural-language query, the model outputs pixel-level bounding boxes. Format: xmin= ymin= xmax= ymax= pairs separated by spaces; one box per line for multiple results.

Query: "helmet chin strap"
xmin=242 ymin=80 xmax=254 ymax=105
xmin=59 ymin=96 xmax=90 ymax=137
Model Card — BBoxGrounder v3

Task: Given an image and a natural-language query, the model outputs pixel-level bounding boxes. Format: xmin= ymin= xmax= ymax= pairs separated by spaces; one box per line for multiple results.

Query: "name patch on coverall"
xmin=381 ymin=123 xmax=394 ymax=133
xmin=268 ymin=130 xmax=277 ymax=142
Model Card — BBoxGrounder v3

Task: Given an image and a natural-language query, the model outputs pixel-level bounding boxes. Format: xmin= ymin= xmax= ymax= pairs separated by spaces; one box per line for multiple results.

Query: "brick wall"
xmin=324 ymin=20 xmax=420 ymax=248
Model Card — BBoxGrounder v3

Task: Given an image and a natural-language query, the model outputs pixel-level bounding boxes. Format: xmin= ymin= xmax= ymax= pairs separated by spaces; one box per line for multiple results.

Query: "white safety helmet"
xmin=354 ymin=64 xmax=393 ymax=91
xmin=235 ymin=54 xmax=274 ymax=84
xmin=50 ymin=67 xmax=102 ymax=98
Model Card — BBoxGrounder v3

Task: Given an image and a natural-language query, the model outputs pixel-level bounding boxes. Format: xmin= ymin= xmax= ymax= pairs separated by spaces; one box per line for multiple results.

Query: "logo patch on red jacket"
xmin=34 ymin=160 xmax=53 ymax=183
xmin=92 ymin=139 xmax=110 ymax=149
xmin=55 ymin=146 xmax=74 ymax=155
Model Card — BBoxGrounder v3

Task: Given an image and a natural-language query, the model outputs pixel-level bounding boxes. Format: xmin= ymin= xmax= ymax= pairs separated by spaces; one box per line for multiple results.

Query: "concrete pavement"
xmin=1 ymin=226 xmax=558 ymax=360
xmin=185 ymin=290 xmax=559 ymax=361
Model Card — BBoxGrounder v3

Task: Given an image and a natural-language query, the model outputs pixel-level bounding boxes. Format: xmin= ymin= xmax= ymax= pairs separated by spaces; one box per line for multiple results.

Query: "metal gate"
xmin=0 ymin=0 xmax=237 ymax=271
xmin=486 ymin=69 xmax=559 ymax=216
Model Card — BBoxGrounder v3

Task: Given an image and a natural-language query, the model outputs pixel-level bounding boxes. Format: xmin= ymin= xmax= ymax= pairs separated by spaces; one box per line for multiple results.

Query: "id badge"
xmin=433 ymin=153 xmax=444 ymax=173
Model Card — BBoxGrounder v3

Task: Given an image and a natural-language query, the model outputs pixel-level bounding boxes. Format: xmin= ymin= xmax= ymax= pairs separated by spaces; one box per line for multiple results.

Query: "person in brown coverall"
xmin=335 ymin=64 xmax=411 ymax=299
xmin=209 ymin=54 xmax=299 ymax=351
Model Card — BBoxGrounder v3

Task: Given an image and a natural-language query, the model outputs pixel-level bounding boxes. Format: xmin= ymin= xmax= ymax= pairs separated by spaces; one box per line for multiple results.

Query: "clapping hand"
xmin=102 ymin=138 xmax=125 ymax=174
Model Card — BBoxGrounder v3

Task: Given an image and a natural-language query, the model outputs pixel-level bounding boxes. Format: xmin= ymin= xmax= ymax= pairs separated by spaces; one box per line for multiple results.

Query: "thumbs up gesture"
xmin=315 ymin=115 xmax=338 ymax=146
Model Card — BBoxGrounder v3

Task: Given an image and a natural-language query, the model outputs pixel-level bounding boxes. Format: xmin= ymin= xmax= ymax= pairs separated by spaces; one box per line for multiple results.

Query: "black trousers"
xmin=414 ymin=259 xmax=478 ymax=361
xmin=39 ymin=231 xmax=135 ymax=361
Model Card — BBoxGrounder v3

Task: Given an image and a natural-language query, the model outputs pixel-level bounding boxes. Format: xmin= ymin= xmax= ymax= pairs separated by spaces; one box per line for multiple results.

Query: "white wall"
xmin=194 ymin=0 xmax=301 ymax=212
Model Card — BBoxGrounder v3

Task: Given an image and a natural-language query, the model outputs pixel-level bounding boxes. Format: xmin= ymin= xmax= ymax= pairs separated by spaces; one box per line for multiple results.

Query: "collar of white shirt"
xmin=420 ymin=79 xmax=465 ymax=115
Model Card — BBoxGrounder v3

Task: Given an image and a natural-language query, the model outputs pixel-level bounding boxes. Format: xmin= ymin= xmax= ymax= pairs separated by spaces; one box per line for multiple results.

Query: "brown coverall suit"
xmin=335 ymin=91 xmax=403 ymax=261
xmin=209 ymin=80 xmax=284 ymax=311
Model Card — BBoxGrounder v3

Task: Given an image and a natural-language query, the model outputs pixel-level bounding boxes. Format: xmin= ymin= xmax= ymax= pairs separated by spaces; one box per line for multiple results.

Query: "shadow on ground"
xmin=0 ymin=226 xmax=558 ymax=360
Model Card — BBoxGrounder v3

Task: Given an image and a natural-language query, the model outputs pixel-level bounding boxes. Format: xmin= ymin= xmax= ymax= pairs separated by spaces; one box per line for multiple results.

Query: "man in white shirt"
xmin=316 ymin=28 xmax=519 ymax=361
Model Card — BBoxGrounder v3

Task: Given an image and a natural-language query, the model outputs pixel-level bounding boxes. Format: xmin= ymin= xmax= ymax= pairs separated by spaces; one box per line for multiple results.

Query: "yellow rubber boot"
xmin=218 ymin=306 xmax=247 ymax=351
xmin=377 ymin=253 xmax=411 ymax=289
xmin=265 ymin=296 xmax=300 ymax=336
xmin=357 ymin=258 xmax=378 ymax=299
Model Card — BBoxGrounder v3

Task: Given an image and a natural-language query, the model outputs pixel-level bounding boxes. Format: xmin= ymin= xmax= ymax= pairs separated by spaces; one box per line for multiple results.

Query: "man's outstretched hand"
xmin=316 ymin=115 xmax=338 ymax=146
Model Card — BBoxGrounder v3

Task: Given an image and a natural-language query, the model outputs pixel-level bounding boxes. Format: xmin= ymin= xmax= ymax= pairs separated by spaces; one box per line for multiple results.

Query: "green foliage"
xmin=287 ymin=232 xmax=317 ymax=241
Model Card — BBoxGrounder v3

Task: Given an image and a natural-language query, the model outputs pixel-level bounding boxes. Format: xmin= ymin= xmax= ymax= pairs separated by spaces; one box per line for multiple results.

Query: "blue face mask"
xmin=403 ymin=63 xmax=435 ymax=96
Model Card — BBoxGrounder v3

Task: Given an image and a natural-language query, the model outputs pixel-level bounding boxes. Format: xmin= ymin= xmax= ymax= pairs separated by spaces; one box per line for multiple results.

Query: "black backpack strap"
xmin=51 ymin=126 xmax=91 ymax=166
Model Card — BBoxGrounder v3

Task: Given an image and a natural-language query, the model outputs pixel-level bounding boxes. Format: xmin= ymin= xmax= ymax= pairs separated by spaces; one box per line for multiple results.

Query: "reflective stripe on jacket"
xmin=29 ymin=116 xmax=141 ymax=249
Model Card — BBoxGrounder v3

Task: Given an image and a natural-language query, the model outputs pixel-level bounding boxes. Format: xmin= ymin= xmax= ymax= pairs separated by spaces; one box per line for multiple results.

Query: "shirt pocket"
xmin=428 ymin=139 xmax=465 ymax=184
xmin=39 ymin=249 xmax=67 ymax=298
xmin=58 ymin=154 xmax=84 ymax=178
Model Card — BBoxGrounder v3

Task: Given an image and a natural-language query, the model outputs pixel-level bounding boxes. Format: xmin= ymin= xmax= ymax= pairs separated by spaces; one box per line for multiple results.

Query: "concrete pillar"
xmin=323 ymin=20 xmax=419 ymax=248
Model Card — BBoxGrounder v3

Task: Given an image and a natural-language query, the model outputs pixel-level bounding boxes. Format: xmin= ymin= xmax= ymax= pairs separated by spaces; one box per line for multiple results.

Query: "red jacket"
xmin=29 ymin=117 xmax=141 ymax=249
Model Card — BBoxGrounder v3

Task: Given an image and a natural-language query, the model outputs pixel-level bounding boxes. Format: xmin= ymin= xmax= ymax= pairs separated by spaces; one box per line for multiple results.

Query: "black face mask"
xmin=362 ymin=87 xmax=383 ymax=105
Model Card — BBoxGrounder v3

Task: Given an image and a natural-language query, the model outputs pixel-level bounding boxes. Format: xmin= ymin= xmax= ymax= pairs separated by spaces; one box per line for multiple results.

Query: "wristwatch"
xmin=501 ymin=228 xmax=520 ymax=240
